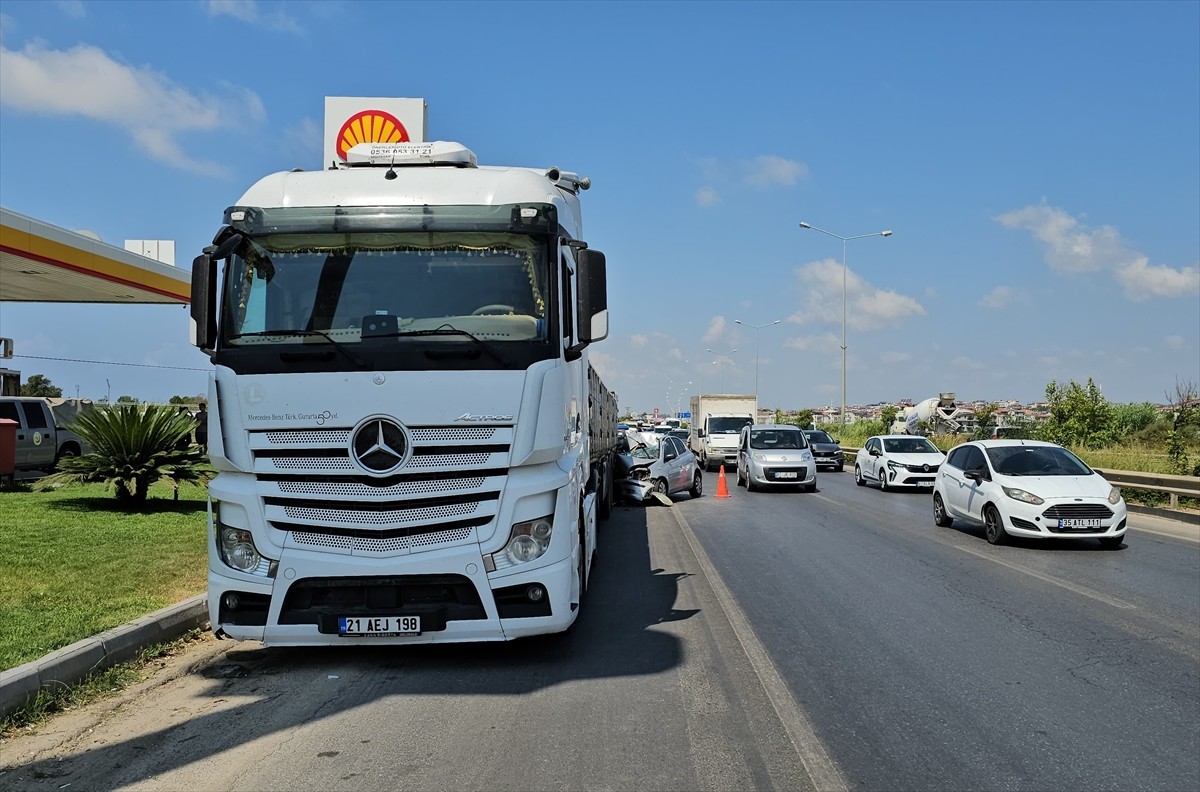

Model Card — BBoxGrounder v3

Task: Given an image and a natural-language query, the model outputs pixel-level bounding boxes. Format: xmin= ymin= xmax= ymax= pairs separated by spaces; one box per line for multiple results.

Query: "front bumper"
xmin=1000 ymin=498 xmax=1129 ymax=540
xmin=812 ymin=452 xmax=843 ymax=469
xmin=209 ymin=544 xmax=578 ymax=645
xmin=620 ymin=478 xmax=655 ymax=502
xmin=883 ymin=465 xmax=939 ymax=488
xmin=747 ymin=463 xmax=815 ymax=487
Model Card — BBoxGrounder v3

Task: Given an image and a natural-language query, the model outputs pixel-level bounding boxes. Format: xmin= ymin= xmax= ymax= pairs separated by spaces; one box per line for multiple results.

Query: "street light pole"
xmin=798 ymin=221 xmax=892 ymax=431
xmin=735 ymin=318 xmax=781 ymax=418
xmin=706 ymin=347 xmax=738 ymax=393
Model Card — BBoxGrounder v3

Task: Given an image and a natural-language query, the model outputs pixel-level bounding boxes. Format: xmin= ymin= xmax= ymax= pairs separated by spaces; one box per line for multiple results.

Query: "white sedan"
xmin=854 ymin=434 xmax=946 ymax=491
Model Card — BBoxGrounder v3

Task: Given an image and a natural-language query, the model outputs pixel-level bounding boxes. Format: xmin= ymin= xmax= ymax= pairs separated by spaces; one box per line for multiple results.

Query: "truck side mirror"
xmin=576 ymin=249 xmax=608 ymax=344
xmin=190 ymin=253 xmax=217 ymax=353
xmin=190 ymin=230 xmax=241 ymax=354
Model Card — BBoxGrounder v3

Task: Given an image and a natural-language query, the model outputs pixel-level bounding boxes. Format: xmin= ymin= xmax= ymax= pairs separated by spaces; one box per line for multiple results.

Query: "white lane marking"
xmin=671 ymin=507 xmax=849 ymax=792
xmin=952 ymin=543 xmax=1137 ymax=609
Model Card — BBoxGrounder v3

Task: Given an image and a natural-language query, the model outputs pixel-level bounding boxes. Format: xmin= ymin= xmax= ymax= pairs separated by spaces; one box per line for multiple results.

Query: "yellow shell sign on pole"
xmin=323 ymin=97 xmax=428 ymax=168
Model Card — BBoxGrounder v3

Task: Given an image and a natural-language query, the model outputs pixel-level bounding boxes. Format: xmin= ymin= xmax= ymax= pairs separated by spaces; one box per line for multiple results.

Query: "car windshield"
xmin=630 ymin=442 xmax=660 ymax=461
xmin=882 ymin=437 xmax=941 ymax=454
xmin=806 ymin=431 xmax=835 ymax=444
xmin=710 ymin=417 xmax=753 ymax=435
xmin=749 ymin=429 xmax=807 ymax=450
xmin=986 ymin=445 xmax=1093 ymax=476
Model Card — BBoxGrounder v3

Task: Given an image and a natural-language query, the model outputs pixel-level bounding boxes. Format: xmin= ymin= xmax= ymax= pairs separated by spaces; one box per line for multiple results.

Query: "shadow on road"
xmin=5 ymin=505 xmax=696 ymax=790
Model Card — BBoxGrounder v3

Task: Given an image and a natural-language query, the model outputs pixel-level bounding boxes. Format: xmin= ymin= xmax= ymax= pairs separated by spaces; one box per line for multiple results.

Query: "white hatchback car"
xmin=854 ymin=434 xmax=946 ymax=491
xmin=932 ymin=439 xmax=1128 ymax=547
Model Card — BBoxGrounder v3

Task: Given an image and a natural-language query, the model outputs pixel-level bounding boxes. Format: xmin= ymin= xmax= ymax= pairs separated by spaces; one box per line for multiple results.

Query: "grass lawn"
xmin=0 ymin=480 xmax=209 ymax=670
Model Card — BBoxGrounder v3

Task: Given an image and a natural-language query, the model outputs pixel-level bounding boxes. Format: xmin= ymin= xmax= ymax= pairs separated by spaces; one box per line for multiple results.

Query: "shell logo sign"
xmin=323 ymin=97 xmax=427 ymax=167
xmin=335 ymin=110 xmax=410 ymax=161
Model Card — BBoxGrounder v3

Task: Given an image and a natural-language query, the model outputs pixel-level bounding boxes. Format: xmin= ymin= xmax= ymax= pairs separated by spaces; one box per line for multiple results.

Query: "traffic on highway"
xmin=4 ymin=463 xmax=1196 ymax=791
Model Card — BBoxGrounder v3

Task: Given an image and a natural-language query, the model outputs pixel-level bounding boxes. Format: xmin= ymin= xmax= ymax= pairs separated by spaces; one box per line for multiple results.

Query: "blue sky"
xmin=1 ymin=0 xmax=1197 ymax=417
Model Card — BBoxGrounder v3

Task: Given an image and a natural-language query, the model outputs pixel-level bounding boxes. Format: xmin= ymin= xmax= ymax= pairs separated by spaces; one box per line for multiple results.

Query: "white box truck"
xmin=688 ymin=395 xmax=756 ymax=471
xmin=188 ymin=135 xmax=616 ymax=646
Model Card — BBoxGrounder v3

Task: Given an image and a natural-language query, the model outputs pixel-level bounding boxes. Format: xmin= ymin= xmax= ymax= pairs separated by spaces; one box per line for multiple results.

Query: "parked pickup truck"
xmin=0 ymin=396 xmax=92 ymax=472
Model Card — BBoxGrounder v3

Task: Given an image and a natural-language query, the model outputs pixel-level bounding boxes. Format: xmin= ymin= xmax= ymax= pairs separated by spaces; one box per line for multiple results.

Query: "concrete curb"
xmin=0 ymin=595 xmax=208 ymax=721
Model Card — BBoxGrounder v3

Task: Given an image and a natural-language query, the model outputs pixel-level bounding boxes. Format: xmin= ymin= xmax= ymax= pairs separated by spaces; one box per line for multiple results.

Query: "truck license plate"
xmin=339 ymin=616 xmax=421 ymax=636
xmin=1058 ymin=518 xmax=1100 ymax=529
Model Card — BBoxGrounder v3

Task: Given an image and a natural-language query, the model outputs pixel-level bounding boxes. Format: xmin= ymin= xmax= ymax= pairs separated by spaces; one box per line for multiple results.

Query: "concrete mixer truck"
xmin=891 ymin=393 xmax=976 ymax=435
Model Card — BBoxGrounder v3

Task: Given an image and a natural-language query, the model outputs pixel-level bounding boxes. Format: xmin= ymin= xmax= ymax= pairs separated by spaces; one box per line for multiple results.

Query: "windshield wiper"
xmin=228 ymin=329 xmax=369 ymax=368
xmin=386 ymin=325 xmax=508 ymax=365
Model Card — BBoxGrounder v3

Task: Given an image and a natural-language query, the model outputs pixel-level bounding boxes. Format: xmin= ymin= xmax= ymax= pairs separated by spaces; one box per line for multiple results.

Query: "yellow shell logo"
xmin=336 ymin=110 xmax=410 ymax=160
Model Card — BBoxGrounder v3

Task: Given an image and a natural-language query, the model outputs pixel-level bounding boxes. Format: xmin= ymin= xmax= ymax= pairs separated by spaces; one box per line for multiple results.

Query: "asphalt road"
xmin=3 ymin=467 xmax=1198 ymax=791
xmin=681 ymin=466 xmax=1200 ymax=791
xmin=0 ymin=499 xmax=825 ymax=792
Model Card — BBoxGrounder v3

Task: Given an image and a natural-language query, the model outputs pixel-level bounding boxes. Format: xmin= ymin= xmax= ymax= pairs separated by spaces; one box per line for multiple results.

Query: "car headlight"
xmin=505 ymin=515 xmax=554 ymax=565
xmin=1002 ymin=486 xmax=1044 ymax=505
xmin=887 ymin=460 xmax=902 ymax=469
xmin=752 ymin=453 xmax=766 ymax=461
xmin=1108 ymin=487 xmax=1123 ymax=505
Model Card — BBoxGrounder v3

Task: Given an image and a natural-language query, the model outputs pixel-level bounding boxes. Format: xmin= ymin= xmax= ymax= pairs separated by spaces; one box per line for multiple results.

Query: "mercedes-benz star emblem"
xmin=351 ymin=418 xmax=409 ymax=474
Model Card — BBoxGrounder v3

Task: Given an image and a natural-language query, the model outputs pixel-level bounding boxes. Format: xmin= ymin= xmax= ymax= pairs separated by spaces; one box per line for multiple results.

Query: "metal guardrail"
xmin=1093 ymin=469 xmax=1200 ymax=511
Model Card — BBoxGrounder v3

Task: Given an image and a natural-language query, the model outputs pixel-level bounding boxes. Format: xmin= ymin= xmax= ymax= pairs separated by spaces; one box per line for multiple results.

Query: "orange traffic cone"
xmin=715 ymin=465 xmax=731 ymax=498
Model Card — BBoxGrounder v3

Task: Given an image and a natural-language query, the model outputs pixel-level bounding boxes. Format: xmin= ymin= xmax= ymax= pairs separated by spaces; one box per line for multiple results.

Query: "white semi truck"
xmin=688 ymin=394 xmax=756 ymax=470
xmin=189 ymin=139 xmax=616 ymax=646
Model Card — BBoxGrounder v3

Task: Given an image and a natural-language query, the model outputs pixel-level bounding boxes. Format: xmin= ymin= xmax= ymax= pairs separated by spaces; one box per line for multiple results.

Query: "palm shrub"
xmin=33 ymin=404 xmax=213 ymax=505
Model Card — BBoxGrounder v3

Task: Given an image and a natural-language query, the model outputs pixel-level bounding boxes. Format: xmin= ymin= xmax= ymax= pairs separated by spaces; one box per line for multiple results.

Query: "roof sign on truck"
xmin=324 ymin=96 xmax=428 ymax=166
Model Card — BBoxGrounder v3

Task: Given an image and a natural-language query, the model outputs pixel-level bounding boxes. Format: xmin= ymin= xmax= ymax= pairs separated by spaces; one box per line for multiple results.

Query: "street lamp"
xmin=735 ymin=318 xmax=781 ymax=417
xmin=798 ymin=221 xmax=892 ymax=430
xmin=706 ymin=347 xmax=738 ymax=393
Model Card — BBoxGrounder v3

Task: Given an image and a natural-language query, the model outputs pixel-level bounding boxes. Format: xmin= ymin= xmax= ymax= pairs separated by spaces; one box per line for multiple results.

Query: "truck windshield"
xmin=216 ymin=227 xmax=555 ymax=372
xmin=224 ymin=231 xmax=548 ymax=342
xmin=709 ymin=417 xmax=752 ymax=435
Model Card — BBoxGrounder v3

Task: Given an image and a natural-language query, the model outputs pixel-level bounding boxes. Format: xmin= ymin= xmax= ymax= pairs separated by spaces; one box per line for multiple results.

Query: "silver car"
xmin=619 ymin=435 xmax=703 ymax=502
xmin=736 ymin=424 xmax=817 ymax=492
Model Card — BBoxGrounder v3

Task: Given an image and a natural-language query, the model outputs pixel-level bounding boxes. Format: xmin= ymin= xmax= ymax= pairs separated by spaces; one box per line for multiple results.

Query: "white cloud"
xmin=980 ymin=285 xmax=1013 ymax=309
xmin=695 ymin=186 xmax=719 ymax=207
xmin=283 ymin=116 xmax=321 ymax=159
xmin=784 ymin=332 xmax=840 ymax=353
xmin=630 ymin=334 xmax=647 ymax=348
xmin=880 ymin=351 xmax=912 ymax=363
xmin=205 ymin=0 xmax=302 ymax=33
xmin=951 ymin=356 xmax=984 ymax=370
xmin=743 ymin=155 xmax=808 ymax=188
xmin=55 ymin=1 xmax=86 ymax=18
xmin=703 ymin=316 xmax=726 ymax=343
xmin=1164 ymin=335 xmax=1184 ymax=349
xmin=787 ymin=259 xmax=926 ymax=331
xmin=0 ymin=41 xmax=265 ymax=176
xmin=997 ymin=202 xmax=1200 ymax=301
xmin=1115 ymin=256 xmax=1200 ymax=302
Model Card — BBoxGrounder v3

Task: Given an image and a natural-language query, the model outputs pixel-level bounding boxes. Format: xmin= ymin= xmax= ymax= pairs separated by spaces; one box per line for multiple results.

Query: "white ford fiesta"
xmin=932 ymin=439 xmax=1128 ymax=547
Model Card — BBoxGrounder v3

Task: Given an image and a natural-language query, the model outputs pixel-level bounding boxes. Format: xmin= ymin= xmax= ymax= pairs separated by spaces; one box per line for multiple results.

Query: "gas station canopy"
xmin=0 ymin=207 xmax=189 ymax=304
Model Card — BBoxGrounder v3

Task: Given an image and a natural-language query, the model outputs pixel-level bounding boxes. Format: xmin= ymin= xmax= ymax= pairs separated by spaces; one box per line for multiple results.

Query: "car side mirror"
xmin=664 ymin=450 xmax=677 ymax=462
xmin=870 ymin=448 xmax=881 ymax=457
xmin=964 ymin=469 xmax=984 ymax=483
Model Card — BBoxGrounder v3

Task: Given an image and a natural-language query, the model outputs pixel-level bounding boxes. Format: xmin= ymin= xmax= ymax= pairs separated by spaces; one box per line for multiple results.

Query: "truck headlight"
xmin=214 ymin=503 xmax=276 ymax=577
xmin=505 ymin=515 xmax=554 ymax=565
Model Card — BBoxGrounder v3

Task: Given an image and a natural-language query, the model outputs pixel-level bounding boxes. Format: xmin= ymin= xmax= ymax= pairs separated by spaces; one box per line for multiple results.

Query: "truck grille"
xmin=249 ymin=424 xmax=512 ymax=556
